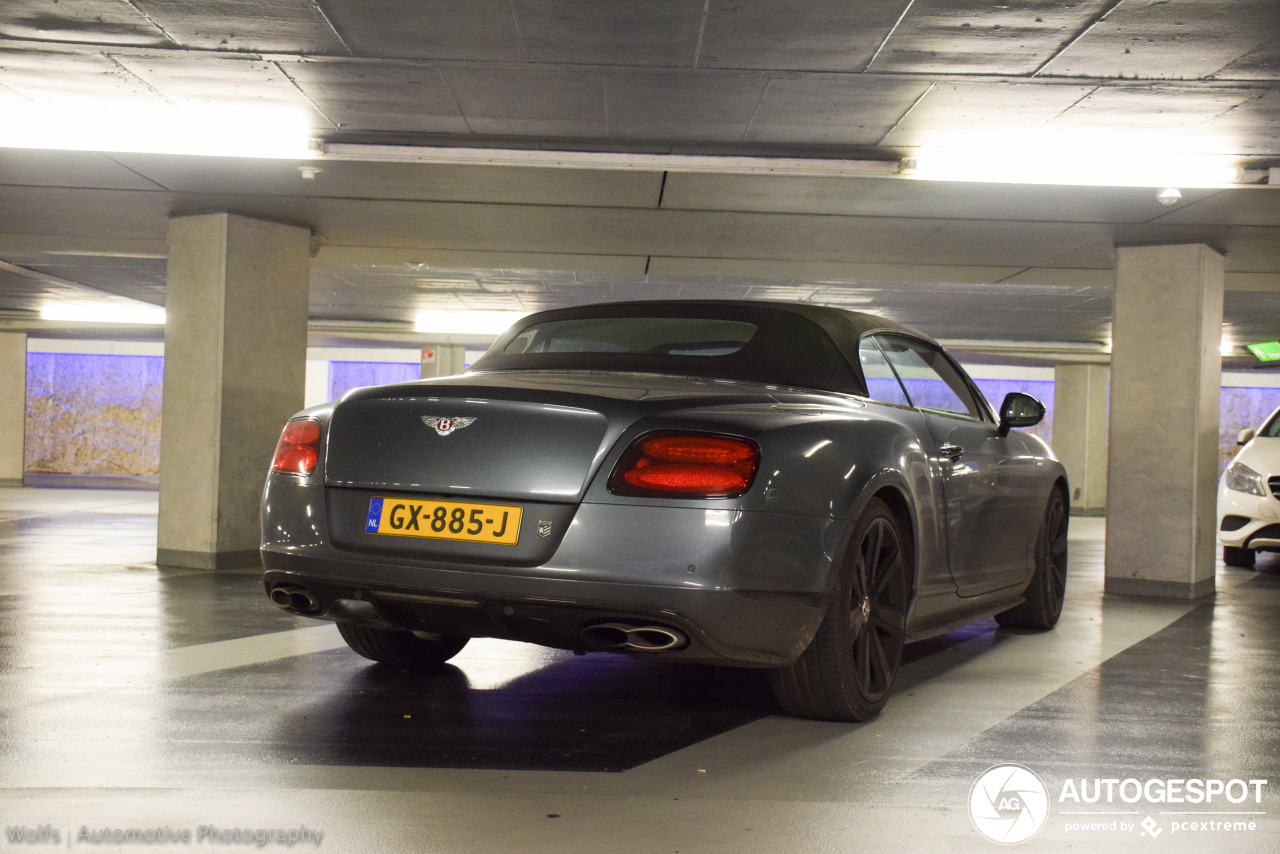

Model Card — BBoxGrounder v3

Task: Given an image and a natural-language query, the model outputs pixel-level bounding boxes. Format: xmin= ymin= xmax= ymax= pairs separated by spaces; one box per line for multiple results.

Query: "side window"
xmin=875 ymin=336 xmax=983 ymax=420
xmin=1264 ymin=410 xmax=1280 ymax=439
xmin=857 ymin=337 xmax=911 ymax=407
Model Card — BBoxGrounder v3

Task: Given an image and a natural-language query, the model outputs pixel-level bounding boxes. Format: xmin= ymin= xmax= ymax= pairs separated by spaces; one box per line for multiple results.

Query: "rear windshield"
xmin=503 ymin=318 xmax=757 ymax=357
xmin=470 ymin=303 xmax=867 ymax=395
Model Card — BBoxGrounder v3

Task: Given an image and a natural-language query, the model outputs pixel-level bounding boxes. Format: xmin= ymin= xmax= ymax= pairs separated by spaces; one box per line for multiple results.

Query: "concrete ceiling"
xmin=1 ymin=1 xmax=1280 ymax=365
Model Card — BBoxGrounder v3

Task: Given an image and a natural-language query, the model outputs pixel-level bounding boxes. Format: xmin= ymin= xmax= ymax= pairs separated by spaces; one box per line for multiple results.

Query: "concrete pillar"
xmin=1053 ymin=363 xmax=1109 ymax=516
xmin=420 ymin=344 xmax=467 ymax=378
xmin=0 ymin=333 xmax=26 ymax=485
xmin=1105 ymin=243 xmax=1223 ymax=599
xmin=157 ymin=213 xmax=311 ymax=569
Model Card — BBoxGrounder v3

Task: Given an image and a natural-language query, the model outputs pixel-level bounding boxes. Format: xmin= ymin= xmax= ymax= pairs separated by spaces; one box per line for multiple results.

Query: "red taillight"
xmin=271 ymin=418 xmax=321 ymax=476
xmin=609 ymin=433 xmax=760 ymax=498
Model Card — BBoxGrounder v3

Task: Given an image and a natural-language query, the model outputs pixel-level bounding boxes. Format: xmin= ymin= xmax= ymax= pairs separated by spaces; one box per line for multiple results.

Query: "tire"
xmin=1223 ymin=545 xmax=1256 ymax=569
xmin=995 ymin=488 xmax=1068 ymax=630
xmin=336 ymin=622 xmax=469 ymax=670
xmin=769 ymin=497 xmax=910 ymax=722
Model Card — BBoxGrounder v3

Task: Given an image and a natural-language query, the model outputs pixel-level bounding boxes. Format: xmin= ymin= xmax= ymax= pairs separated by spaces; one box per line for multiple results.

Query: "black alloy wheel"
xmin=847 ymin=512 xmax=909 ymax=704
xmin=996 ymin=488 xmax=1068 ymax=630
xmin=770 ymin=497 xmax=910 ymax=722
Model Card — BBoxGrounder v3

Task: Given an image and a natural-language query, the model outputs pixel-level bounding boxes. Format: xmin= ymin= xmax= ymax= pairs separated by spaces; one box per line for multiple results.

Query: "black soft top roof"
xmin=468 ymin=300 xmax=934 ymax=396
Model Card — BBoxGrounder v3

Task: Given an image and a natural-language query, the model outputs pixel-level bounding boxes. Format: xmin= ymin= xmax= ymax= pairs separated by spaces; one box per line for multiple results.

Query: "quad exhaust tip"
xmin=269 ymin=584 xmax=321 ymax=615
xmin=581 ymin=622 xmax=687 ymax=652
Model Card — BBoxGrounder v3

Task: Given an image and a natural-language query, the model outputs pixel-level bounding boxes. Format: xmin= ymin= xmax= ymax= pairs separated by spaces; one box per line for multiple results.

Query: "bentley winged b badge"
xmin=422 ymin=416 xmax=476 ymax=436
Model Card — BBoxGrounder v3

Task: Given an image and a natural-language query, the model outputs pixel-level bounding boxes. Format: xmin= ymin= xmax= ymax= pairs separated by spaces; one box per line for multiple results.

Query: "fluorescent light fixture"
xmin=323 ymin=142 xmax=901 ymax=178
xmin=41 ymin=301 xmax=165 ymax=325
xmin=414 ymin=309 xmax=527 ymax=336
xmin=903 ymin=132 xmax=1247 ymax=188
xmin=0 ymin=102 xmax=315 ymax=159
xmin=1246 ymin=341 xmax=1280 ymax=362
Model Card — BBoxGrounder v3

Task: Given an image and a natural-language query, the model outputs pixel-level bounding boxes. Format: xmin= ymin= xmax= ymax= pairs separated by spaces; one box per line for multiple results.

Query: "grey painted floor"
xmin=0 ymin=487 xmax=1276 ymax=852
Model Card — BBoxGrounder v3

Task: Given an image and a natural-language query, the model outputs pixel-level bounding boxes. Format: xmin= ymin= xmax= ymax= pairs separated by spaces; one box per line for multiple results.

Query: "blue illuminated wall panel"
xmin=25 ymin=353 xmax=163 ymax=476
xmin=1220 ymin=386 xmax=1280 ymax=472
xmin=328 ymin=361 xmax=420 ymax=402
xmin=21 ymin=351 xmax=1280 ymax=485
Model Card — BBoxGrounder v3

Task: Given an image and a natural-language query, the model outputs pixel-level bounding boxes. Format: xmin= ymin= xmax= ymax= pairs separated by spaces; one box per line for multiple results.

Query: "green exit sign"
xmin=1247 ymin=341 xmax=1280 ymax=362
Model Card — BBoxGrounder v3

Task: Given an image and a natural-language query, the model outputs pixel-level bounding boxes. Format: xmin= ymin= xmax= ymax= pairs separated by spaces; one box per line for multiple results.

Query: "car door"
xmin=870 ymin=334 xmax=1037 ymax=596
xmin=856 ymin=336 xmax=953 ymax=595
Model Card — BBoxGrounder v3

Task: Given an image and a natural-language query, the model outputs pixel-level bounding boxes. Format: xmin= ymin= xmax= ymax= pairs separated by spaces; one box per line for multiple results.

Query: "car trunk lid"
xmin=325 ymin=389 xmax=611 ymax=503
xmin=320 ymin=371 xmax=797 ymax=566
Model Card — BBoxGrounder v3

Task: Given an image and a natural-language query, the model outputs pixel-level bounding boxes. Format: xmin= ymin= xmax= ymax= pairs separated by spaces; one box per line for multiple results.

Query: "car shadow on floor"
xmin=240 ymin=619 xmax=1014 ymax=773
xmin=258 ymin=649 xmax=776 ymax=772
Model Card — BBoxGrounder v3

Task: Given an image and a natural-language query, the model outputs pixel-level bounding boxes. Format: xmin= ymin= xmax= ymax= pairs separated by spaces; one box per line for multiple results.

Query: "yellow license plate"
xmin=365 ymin=497 xmax=522 ymax=545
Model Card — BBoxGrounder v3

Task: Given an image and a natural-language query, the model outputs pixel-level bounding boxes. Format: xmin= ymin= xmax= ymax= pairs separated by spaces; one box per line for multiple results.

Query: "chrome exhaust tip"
xmin=581 ymin=622 xmax=687 ymax=652
xmin=290 ymin=589 xmax=321 ymax=614
xmin=269 ymin=585 xmax=321 ymax=615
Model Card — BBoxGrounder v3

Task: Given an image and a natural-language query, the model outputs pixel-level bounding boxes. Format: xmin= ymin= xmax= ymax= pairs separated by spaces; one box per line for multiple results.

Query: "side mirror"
xmin=1238 ymin=428 xmax=1256 ymax=446
xmin=998 ymin=392 xmax=1045 ymax=437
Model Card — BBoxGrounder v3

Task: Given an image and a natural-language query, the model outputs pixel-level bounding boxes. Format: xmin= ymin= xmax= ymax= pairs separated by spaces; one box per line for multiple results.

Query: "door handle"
xmin=939 ymin=442 xmax=963 ymax=462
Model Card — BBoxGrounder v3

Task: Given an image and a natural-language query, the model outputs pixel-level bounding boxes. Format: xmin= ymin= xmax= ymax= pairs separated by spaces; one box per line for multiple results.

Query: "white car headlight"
xmin=1224 ymin=461 xmax=1267 ymax=497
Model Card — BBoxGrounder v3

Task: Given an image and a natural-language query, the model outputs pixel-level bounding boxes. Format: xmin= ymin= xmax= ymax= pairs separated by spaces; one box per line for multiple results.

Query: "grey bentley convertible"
xmin=262 ymin=300 xmax=1068 ymax=721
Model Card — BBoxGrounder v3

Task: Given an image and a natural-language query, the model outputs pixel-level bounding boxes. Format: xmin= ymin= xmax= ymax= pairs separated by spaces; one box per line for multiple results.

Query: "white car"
xmin=1218 ymin=405 xmax=1280 ymax=568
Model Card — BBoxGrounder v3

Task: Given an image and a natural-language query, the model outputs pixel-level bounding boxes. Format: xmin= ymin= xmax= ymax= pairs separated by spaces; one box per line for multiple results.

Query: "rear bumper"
xmin=263 ymin=559 xmax=824 ymax=666
xmin=262 ymin=479 xmax=848 ymax=667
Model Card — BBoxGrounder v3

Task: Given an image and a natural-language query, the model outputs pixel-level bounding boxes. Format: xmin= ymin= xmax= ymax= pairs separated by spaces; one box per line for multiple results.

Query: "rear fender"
xmin=817 ymin=470 xmax=922 ymax=609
